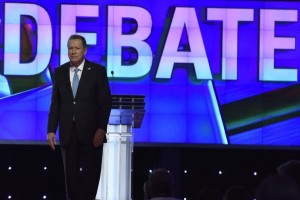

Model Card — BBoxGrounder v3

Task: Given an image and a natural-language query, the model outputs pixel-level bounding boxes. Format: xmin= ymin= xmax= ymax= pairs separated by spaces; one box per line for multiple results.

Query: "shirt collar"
xmin=70 ymin=59 xmax=85 ymax=72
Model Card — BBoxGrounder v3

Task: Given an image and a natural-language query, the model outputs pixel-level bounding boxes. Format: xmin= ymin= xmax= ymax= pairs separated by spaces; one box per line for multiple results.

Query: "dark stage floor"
xmin=1 ymin=144 xmax=300 ymax=199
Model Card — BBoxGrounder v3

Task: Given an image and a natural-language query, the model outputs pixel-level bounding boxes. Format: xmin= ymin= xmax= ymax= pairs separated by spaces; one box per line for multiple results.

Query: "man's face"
xmin=68 ymin=39 xmax=87 ymax=67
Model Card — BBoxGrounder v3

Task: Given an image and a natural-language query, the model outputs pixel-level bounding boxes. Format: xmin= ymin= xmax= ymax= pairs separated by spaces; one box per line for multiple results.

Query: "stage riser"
xmin=0 ymin=145 xmax=299 ymax=199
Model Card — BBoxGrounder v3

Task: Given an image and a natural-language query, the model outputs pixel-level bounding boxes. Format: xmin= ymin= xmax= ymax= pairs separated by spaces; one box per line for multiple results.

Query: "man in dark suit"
xmin=47 ymin=34 xmax=112 ymax=200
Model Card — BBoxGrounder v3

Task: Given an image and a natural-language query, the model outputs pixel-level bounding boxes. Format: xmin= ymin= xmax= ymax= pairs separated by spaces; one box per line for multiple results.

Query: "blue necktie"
xmin=72 ymin=68 xmax=79 ymax=97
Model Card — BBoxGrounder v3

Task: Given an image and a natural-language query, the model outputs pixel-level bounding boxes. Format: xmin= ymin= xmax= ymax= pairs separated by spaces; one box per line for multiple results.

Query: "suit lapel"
xmin=75 ymin=60 xmax=92 ymax=98
xmin=62 ymin=63 xmax=73 ymax=99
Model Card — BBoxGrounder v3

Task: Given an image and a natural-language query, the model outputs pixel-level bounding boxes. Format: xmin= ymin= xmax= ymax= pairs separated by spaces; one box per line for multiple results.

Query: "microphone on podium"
xmin=110 ymin=70 xmax=116 ymax=94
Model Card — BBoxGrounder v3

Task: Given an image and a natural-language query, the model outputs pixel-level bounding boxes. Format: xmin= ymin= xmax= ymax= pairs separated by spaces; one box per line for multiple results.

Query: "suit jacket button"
xmin=73 ymin=101 xmax=76 ymax=104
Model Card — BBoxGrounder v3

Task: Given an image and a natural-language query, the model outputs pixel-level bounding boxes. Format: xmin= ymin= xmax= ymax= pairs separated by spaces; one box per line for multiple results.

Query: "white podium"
xmin=96 ymin=95 xmax=145 ymax=200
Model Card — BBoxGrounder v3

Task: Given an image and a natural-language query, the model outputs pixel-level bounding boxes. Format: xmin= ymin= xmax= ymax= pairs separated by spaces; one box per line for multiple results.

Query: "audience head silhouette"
xmin=255 ymin=174 xmax=300 ymax=200
xmin=277 ymin=160 xmax=300 ymax=189
xmin=144 ymin=168 xmax=180 ymax=200
xmin=223 ymin=185 xmax=251 ymax=200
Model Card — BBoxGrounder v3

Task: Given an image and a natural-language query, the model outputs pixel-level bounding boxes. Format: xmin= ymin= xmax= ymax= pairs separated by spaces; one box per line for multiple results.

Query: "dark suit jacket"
xmin=47 ymin=59 xmax=112 ymax=146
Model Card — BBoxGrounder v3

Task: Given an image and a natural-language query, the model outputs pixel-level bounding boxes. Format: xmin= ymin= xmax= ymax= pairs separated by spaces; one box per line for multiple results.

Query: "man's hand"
xmin=93 ymin=129 xmax=105 ymax=147
xmin=47 ymin=132 xmax=56 ymax=150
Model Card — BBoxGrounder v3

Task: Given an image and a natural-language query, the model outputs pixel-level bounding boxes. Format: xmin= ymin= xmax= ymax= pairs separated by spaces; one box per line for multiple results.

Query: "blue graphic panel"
xmin=0 ymin=0 xmax=299 ymax=146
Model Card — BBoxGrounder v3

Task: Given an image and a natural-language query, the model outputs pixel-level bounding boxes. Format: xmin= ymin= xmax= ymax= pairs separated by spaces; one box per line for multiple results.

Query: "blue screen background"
xmin=0 ymin=0 xmax=300 ymax=146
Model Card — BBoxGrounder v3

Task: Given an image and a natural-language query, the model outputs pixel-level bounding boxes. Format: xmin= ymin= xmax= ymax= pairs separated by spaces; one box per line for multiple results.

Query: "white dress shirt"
xmin=70 ymin=59 xmax=85 ymax=87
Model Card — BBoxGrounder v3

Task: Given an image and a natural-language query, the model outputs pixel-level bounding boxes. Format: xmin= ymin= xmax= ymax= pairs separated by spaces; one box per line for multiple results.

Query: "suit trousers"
xmin=61 ymin=123 xmax=103 ymax=200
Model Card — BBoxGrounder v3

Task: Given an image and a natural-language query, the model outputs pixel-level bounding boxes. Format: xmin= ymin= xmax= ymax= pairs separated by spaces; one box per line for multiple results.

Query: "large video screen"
xmin=0 ymin=0 xmax=300 ymax=146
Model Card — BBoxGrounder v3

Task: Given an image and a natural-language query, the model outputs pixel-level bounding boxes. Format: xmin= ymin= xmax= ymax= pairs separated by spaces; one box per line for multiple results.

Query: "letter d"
xmin=4 ymin=3 xmax=52 ymax=75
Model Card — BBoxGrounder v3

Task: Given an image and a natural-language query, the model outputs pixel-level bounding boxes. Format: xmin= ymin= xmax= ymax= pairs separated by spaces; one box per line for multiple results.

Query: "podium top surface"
xmin=109 ymin=95 xmax=145 ymax=128
xmin=111 ymin=95 xmax=145 ymax=110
